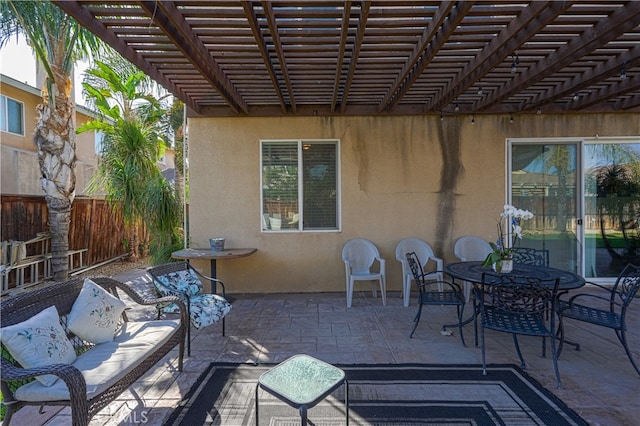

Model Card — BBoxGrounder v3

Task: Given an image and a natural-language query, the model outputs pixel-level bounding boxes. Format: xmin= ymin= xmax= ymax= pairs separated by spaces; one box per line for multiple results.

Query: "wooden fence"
xmin=1 ymin=194 xmax=146 ymax=270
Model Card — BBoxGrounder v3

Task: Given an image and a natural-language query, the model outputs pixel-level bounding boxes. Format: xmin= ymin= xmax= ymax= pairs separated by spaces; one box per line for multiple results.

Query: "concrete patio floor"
xmin=11 ymin=267 xmax=640 ymax=425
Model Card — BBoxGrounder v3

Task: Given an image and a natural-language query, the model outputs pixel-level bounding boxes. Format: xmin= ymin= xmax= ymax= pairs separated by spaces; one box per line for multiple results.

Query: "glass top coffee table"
xmin=255 ymin=354 xmax=349 ymax=425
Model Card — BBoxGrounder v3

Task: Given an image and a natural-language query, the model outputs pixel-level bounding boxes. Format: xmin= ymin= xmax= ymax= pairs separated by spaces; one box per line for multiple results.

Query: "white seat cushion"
xmin=14 ymin=319 xmax=180 ymax=402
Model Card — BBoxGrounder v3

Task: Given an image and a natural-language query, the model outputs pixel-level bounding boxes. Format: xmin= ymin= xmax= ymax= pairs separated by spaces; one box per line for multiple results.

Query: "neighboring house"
xmin=0 ymin=73 xmax=100 ymax=196
xmin=1 ymin=73 xmax=175 ymax=195
xmin=158 ymin=147 xmax=176 ymax=187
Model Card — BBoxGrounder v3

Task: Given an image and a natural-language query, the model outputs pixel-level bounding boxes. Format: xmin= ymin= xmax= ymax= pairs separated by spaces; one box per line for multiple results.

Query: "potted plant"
xmin=482 ymin=204 xmax=534 ymax=273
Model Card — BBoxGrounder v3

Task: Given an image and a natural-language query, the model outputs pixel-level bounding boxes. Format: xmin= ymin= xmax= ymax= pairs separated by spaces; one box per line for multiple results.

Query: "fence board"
xmin=1 ymin=195 xmax=144 ymax=270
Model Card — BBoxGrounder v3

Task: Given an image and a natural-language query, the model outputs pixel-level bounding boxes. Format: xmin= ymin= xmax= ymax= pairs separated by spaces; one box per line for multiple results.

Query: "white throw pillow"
xmin=67 ymin=278 xmax=126 ymax=344
xmin=0 ymin=305 xmax=77 ymax=386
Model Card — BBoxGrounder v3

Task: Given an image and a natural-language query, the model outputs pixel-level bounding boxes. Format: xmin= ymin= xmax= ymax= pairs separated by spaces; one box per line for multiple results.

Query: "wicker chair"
xmin=148 ymin=261 xmax=232 ymax=356
xmin=558 ymin=263 xmax=640 ymax=376
xmin=475 ymin=272 xmax=562 ymax=388
xmin=0 ymin=277 xmax=186 ymax=426
xmin=406 ymin=252 xmax=466 ymax=345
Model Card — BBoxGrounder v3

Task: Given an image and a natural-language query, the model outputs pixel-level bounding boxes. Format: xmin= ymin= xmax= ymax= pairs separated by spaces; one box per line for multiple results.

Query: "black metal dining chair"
xmin=475 ymin=272 xmax=562 ymax=388
xmin=511 ymin=247 xmax=549 ymax=266
xmin=406 ymin=252 xmax=466 ymax=345
xmin=557 ymin=263 xmax=640 ymax=376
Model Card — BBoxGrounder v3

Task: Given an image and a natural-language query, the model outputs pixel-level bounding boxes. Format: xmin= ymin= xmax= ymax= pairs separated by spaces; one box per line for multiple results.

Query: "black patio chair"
xmin=475 ymin=272 xmax=562 ymax=388
xmin=557 ymin=263 xmax=640 ymax=376
xmin=406 ymin=252 xmax=466 ymax=346
xmin=148 ymin=261 xmax=232 ymax=356
xmin=511 ymin=247 xmax=549 ymax=266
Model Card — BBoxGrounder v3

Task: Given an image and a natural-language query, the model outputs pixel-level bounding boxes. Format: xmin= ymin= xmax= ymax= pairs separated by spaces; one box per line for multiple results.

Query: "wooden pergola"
xmin=54 ymin=1 xmax=640 ymax=117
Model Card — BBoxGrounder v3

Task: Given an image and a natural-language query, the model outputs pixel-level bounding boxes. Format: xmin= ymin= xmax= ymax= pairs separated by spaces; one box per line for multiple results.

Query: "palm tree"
xmin=0 ymin=1 xmax=100 ymax=280
xmin=596 ymin=163 xmax=640 ymax=270
xmin=80 ymin=59 xmax=181 ymax=262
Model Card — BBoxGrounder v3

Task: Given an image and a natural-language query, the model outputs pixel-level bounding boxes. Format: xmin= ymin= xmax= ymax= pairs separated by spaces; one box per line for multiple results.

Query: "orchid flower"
xmin=483 ymin=204 xmax=534 ymax=267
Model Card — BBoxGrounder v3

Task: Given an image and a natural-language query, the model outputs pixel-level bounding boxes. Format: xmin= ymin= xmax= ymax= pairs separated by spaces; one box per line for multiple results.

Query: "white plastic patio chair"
xmin=342 ymin=238 xmax=386 ymax=308
xmin=395 ymin=238 xmax=443 ymax=307
xmin=453 ymin=236 xmax=493 ymax=302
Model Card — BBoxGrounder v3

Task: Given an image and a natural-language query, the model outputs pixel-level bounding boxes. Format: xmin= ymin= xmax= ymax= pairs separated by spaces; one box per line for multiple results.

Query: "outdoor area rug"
xmin=164 ymin=363 xmax=587 ymax=425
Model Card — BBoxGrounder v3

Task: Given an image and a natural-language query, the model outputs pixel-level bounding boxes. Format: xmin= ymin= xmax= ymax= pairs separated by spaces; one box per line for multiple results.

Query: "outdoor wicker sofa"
xmin=0 ymin=276 xmax=187 ymax=426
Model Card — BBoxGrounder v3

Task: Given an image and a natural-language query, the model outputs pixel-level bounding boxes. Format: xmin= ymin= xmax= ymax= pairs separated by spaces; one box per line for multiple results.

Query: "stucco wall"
xmin=187 ymin=113 xmax=640 ymax=295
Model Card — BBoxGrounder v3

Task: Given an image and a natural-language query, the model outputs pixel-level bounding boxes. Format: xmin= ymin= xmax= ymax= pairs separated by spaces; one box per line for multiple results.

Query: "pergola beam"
xmin=242 ymin=1 xmax=291 ymax=113
xmin=137 ymin=1 xmax=247 ymax=114
xmin=339 ymin=2 xmax=370 ymax=113
xmin=52 ymin=0 xmax=200 ymax=114
xmin=432 ymin=1 xmax=570 ymax=112
xmin=331 ymin=1 xmax=351 ymax=113
xmin=478 ymin=1 xmax=640 ymax=111
xmin=377 ymin=0 xmax=460 ymax=113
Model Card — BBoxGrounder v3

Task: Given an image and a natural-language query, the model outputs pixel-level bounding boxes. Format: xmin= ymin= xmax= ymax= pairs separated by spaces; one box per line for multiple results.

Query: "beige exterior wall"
xmin=188 ymin=113 xmax=640 ymax=294
xmin=1 ymin=75 xmax=98 ymax=196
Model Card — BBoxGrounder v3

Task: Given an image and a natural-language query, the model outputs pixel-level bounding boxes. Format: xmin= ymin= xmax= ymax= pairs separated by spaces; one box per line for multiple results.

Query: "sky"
xmin=0 ymin=34 xmax=88 ymax=106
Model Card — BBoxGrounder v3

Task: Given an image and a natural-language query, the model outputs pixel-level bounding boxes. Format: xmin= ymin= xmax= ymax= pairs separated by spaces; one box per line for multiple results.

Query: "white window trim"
xmin=0 ymin=94 xmax=25 ymax=136
xmin=260 ymin=139 xmax=341 ymax=233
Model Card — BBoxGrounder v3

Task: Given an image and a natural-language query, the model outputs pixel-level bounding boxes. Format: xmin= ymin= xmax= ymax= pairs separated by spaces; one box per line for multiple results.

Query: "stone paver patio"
xmin=9 ymin=267 xmax=639 ymax=425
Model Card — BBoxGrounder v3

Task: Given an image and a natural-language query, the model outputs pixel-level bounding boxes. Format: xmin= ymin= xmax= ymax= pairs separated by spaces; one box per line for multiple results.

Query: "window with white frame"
xmin=261 ymin=140 xmax=340 ymax=231
xmin=95 ymin=130 xmax=105 ymax=154
xmin=0 ymin=95 xmax=24 ymax=135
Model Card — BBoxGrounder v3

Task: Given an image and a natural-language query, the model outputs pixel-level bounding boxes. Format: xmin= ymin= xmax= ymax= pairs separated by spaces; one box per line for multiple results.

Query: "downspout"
xmin=183 ymin=105 xmax=188 ymax=248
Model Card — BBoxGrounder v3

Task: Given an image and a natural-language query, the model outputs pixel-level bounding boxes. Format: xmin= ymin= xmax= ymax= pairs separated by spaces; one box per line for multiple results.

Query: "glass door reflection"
xmin=510 ymin=143 xmax=580 ymax=274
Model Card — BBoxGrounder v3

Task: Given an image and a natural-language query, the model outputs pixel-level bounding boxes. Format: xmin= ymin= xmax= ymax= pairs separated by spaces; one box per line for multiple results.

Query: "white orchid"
xmin=501 ymin=204 xmax=534 ymax=221
xmin=483 ymin=204 xmax=534 ymax=267
xmin=513 ymin=224 xmax=523 ymax=239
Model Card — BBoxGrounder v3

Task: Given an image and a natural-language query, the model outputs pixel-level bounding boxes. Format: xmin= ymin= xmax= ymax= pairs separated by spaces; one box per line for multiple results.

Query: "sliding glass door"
xmin=583 ymin=143 xmax=640 ymax=278
xmin=510 ymin=142 xmax=580 ymax=273
xmin=510 ymin=139 xmax=640 ymax=279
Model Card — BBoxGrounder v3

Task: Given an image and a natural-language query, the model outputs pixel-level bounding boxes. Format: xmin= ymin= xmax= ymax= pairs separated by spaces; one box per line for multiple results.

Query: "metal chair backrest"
xmin=480 ymin=273 xmax=559 ymax=316
xmin=511 ymin=247 xmax=550 ymax=267
xmin=405 ymin=251 xmax=424 ymax=283
xmin=612 ymin=263 xmax=640 ymax=311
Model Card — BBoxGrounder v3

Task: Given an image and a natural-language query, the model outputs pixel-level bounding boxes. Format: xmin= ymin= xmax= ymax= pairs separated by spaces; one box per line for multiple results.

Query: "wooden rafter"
xmin=137 ymin=1 xmax=247 ymax=114
xmin=339 ymin=2 xmax=370 ymax=113
xmin=242 ymin=1 xmax=290 ymax=113
xmin=432 ymin=1 xmax=570 ymax=112
xmin=477 ymin=1 xmax=640 ymax=112
xmin=537 ymin=45 xmax=640 ymax=111
xmin=261 ymin=1 xmax=296 ymax=113
xmin=331 ymin=1 xmax=351 ymax=113
xmin=617 ymin=94 xmax=640 ymax=110
xmin=575 ymin=72 xmax=640 ymax=111
xmin=51 ymin=0 xmax=200 ymax=114
xmin=50 ymin=1 xmax=640 ymax=116
xmin=378 ymin=1 xmax=460 ymax=113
